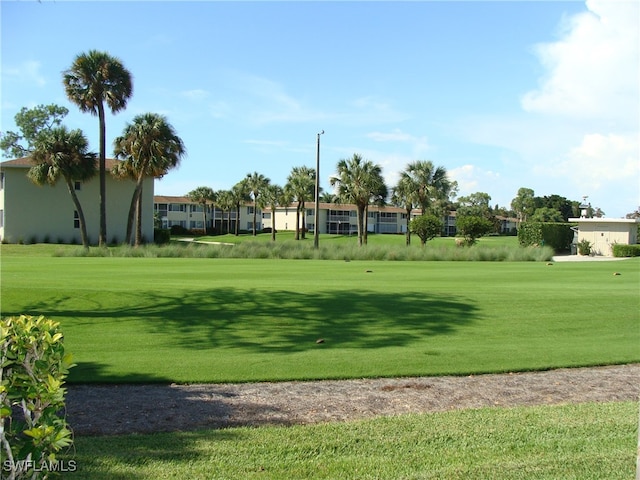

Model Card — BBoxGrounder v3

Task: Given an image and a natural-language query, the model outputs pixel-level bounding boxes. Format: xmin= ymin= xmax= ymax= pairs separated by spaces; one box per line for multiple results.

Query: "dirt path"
xmin=66 ymin=363 xmax=640 ymax=436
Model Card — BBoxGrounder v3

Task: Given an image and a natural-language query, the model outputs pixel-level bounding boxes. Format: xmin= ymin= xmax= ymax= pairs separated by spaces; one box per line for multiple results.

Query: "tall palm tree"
xmin=231 ymin=180 xmax=250 ymax=236
xmin=245 ymin=172 xmax=270 ymax=236
xmin=215 ymin=190 xmax=235 ymax=234
xmin=63 ymin=50 xmax=133 ymax=246
xmin=330 ymin=153 xmax=387 ymax=246
xmin=406 ymin=160 xmax=453 ymax=216
xmin=187 ymin=186 xmax=216 ymax=234
xmin=112 ymin=113 xmax=185 ymax=246
xmin=28 ymin=126 xmax=97 ymax=248
xmin=285 ymin=166 xmax=316 ymax=240
xmin=391 ymin=172 xmax=418 ymax=245
xmin=261 ymin=184 xmax=286 ymax=241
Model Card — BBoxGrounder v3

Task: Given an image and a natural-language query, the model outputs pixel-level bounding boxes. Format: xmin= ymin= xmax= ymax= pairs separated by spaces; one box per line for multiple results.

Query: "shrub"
xmin=577 ymin=239 xmax=592 ymax=256
xmin=612 ymin=244 xmax=640 ymax=257
xmin=0 ymin=315 xmax=75 ymax=479
xmin=455 ymin=216 xmax=493 ymax=246
xmin=154 ymin=229 xmax=171 ymax=245
xmin=409 ymin=214 xmax=442 ymax=246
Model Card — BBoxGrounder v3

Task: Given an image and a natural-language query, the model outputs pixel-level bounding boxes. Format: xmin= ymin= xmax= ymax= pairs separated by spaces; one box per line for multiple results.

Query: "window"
xmin=73 ymin=211 xmax=80 ymax=229
xmin=0 ymin=209 xmax=3 ymax=228
xmin=247 ymin=206 xmax=255 ymax=214
xmin=262 ymin=212 xmax=271 ymax=219
xmin=169 ymin=204 xmax=186 ymax=212
xmin=74 ymin=181 xmax=81 ymax=191
xmin=0 ymin=172 xmax=4 ymax=190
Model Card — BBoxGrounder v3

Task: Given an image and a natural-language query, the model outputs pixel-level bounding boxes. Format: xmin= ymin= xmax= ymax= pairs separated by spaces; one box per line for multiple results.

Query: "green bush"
xmin=612 ymin=244 xmax=640 ymax=257
xmin=0 ymin=315 xmax=75 ymax=479
xmin=577 ymin=239 xmax=592 ymax=255
xmin=518 ymin=222 xmax=575 ymax=252
xmin=154 ymin=229 xmax=171 ymax=245
xmin=455 ymin=216 xmax=493 ymax=246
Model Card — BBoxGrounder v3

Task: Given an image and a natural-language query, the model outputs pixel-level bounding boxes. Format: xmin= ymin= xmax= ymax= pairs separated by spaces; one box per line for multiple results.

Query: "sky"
xmin=1 ymin=0 xmax=638 ymax=218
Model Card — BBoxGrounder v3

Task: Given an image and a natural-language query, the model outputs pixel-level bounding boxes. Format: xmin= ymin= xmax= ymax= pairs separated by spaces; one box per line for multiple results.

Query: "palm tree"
xmin=391 ymin=172 xmax=417 ymax=245
xmin=406 ymin=160 xmax=453 ymax=216
xmin=285 ymin=166 xmax=316 ymax=240
xmin=245 ymin=172 xmax=270 ymax=236
xmin=330 ymin=153 xmax=387 ymax=246
xmin=231 ymin=180 xmax=250 ymax=236
xmin=261 ymin=184 xmax=286 ymax=241
xmin=215 ymin=190 xmax=235 ymax=234
xmin=187 ymin=186 xmax=216 ymax=234
xmin=28 ymin=126 xmax=97 ymax=248
xmin=63 ymin=50 xmax=133 ymax=246
xmin=112 ymin=113 xmax=185 ymax=246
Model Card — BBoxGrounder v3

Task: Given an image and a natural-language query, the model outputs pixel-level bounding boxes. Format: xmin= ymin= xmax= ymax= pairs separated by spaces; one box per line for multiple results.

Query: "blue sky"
xmin=2 ymin=0 xmax=638 ymax=217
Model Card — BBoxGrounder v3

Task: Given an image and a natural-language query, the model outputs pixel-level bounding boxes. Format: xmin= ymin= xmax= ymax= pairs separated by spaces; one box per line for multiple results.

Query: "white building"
xmin=569 ymin=217 xmax=639 ymax=256
xmin=0 ymin=157 xmax=153 ymax=244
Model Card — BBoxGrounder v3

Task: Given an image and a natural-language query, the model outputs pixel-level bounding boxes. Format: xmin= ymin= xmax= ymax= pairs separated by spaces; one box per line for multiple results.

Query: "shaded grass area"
xmin=62 ymin=401 xmax=638 ymax=479
xmin=1 ymin=253 xmax=638 ymax=383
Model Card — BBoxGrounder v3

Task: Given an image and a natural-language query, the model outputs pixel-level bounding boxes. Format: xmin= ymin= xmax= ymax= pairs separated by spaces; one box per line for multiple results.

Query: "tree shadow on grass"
xmin=15 ymin=287 xmax=478 ymax=353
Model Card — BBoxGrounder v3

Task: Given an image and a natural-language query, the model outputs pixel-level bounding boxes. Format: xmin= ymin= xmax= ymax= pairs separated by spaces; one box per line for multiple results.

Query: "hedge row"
xmin=517 ymin=222 xmax=575 ymax=253
xmin=612 ymin=244 xmax=640 ymax=257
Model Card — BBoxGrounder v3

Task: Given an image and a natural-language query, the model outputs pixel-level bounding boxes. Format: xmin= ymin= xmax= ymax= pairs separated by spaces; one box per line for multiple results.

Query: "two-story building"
xmin=0 ymin=157 xmax=152 ymax=244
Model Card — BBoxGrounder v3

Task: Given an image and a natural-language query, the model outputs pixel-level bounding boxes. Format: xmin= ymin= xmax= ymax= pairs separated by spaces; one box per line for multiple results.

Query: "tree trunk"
xmin=356 ymin=205 xmax=365 ymax=246
xmin=97 ymin=102 xmax=107 ymax=247
xmin=135 ymin=182 xmax=144 ymax=246
xmin=125 ymin=182 xmax=142 ymax=245
xmin=271 ymin=209 xmax=276 ymax=242
xmin=235 ymin=204 xmax=240 ymax=236
xmin=252 ymin=201 xmax=258 ymax=236
xmin=65 ymin=179 xmax=89 ymax=249
xmin=405 ymin=207 xmax=412 ymax=246
xmin=363 ymin=205 xmax=369 ymax=245
xmin=301 ymin=201 xmax=306 ymax=239
xmin=202 ymin=203 xmax=207 ymax=235
xmin=295 ymin=204 xmax=300 ymax=240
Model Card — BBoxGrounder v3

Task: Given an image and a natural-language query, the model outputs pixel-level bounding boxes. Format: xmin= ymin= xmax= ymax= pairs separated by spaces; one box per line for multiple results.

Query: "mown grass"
xmin=62 ymin=401 xmax=638 ymax=479
xmin=1 ymin=247 xmax=638 ymax=383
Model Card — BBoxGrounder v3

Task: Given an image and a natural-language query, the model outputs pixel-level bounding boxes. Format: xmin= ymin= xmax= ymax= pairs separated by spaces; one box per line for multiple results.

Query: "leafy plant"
xmin=577 ymin=239 xmax=592 ymax=256
xmin=409 ymin=214 xmax=442 ymax=246
xmin=455 ymin=215 xmax=493 ymax=246
xmin=1 ymin=315 xmax=75 ymax=479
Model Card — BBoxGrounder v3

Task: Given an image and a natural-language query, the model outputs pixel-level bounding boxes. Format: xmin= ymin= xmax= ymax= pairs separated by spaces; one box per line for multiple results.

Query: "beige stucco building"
xmin=0 ymin=157 xmax=153 ymax=244
xmin=569 ymin=217 xmax=640 ymax=256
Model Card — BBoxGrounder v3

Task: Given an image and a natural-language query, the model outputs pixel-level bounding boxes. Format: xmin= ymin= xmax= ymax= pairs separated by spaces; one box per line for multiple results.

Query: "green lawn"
xmin=62 ymin=401 xmax=638 ymax=479
xmin=1 ymin=247 xmax=638 ymax=383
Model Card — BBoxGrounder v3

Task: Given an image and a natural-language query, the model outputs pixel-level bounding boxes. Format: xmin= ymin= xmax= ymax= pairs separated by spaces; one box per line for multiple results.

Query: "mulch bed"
xmin=65 ymin=363 xmax=640 ymax=436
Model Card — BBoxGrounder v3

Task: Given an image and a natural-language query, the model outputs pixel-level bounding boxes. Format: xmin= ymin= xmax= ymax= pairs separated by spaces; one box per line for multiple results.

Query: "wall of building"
xmin=1 ymin=164 xmax=152 ymax=244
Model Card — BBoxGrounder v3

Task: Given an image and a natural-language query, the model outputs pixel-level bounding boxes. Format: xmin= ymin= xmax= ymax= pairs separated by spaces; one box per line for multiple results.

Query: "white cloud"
xmin=180 ymin=89 xmax=210 ymax=101
xmin=3 ymin=60 xmax=46 ymax=87
xmin=521 ymin=0 xmax=639 ymax=124
xmin=540 ymin=132 xmax=639 ymax=188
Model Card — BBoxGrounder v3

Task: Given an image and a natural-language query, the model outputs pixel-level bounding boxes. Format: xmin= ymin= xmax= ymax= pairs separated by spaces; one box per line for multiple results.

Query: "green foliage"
xmin=154 ymin=229 xmax=171 ymax=245
xmin=577 ymin=239 xmax=592 ymax=256
xmin=0 ymin=315 xmax=75 ymax=479
xmin=612 ymin=244 xmax=640 ymax=257
xmin=518 ymin=222 xmax=575 ymax=252
xmin=454 ymin=215 xmax=493 ymax=245
xmin=409 ymin=214 xmax=442 ymax=246
xmin=0 ymin=104 xmax=69 ymax=158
